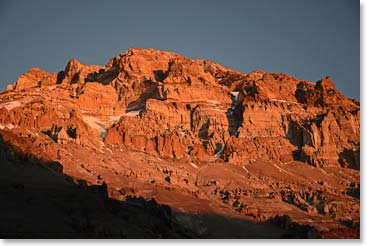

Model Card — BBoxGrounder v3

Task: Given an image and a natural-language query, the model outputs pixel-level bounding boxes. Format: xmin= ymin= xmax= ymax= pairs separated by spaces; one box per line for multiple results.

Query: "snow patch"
xmin=273 ymin=163 xmax=296 ymax=177
xmin=230 ymin=91 xmax=239 ymax=102
xmin=206 ymin=100 xmax=221 ymax=105
xmin=0 ymin=123 xmax=15 ymax=129
xmin=82 ymin=115 xmax=105 ymax=132
xmin=124 ymin=110 xmax=142 ymax=117
xmin=0 ymin=100 xmax=23 ymax=111
xmin=190 ymin=162 xmax=198 ymax=169
xmin=269 ymin=99 xmax=301 ymax=105
xmin=101 ymin=129 xmax=108 ymax=140
xmin=47 ymin=85 xmax=57 ymax=91
xmin=214 ymin=144 xmax=225 ymax=157
xmin=241 ymin=166 xmax=250 ymax=174
xmin=109 ymin=116 xmax=121 ymax=123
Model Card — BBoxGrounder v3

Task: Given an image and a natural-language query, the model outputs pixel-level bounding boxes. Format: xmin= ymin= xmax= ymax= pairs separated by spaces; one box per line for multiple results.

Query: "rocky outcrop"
xmin=10 ymin=68 xmax=57 ymax=91
xmin=0 ymin=48 xmax=360 ymax=238
xmin=1 ymin=48 xmax=359 ymax=168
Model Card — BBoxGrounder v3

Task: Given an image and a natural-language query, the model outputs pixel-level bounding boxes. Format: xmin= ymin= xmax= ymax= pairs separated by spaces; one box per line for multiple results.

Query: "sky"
xmin=0 ymin=0 xmax=359 ymax=99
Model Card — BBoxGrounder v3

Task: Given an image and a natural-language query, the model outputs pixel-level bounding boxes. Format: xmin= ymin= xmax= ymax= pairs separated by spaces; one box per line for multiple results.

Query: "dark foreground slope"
xmin=0 ymin=134 xmax=195 ymax=238
xmin=0 ymin=134 xmax=326 ymax=239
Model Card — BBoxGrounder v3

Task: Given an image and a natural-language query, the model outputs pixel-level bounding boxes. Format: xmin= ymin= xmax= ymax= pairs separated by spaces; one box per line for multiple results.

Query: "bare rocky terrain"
xmin=0 ymin=48 xmax=360 ymax=238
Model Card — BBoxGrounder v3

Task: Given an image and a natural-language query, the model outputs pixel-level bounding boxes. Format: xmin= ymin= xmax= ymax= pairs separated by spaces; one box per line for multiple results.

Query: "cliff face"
xmin=0 ymin=48 xmax=360 ymax=238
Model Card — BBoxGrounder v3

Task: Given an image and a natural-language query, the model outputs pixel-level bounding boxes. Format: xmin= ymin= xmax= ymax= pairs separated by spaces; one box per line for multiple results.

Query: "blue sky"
xmin=0 ymin=0 xmax=359 ymax=99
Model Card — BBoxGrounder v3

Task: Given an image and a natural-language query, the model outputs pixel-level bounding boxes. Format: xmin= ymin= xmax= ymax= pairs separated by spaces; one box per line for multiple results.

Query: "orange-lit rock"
xmin=0 ymin=48 xmax=360 ymax=238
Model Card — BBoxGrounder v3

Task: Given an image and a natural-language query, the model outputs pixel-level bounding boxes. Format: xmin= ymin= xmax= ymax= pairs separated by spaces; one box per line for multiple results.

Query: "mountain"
xmin=0 ymin=48 xmax=360 ymax=238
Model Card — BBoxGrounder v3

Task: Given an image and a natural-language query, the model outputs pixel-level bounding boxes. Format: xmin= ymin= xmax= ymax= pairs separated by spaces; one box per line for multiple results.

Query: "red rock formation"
xmin=0 ymin=48 xmax=360 ymax=238
xmin=11 ymin=68 xmax=56 ymax=91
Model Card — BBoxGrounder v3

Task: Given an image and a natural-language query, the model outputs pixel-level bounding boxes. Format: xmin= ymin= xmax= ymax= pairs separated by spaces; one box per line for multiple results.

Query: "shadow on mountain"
xmin=198 ymin=119 xmax=212 ymax=140
xmin=126 ymin=81 xmax=165 ymax=113
xmin=0 ymin=134 xmax=194 ymax=239
xmin=84 ymin=68 xmax=119 ymax=85
xmin=346 ymin=181 xmax=360 ymax=199
xmin=0 ymin=133 xmax=322 ymax=239
xmin=338 ymin=147 xmax=360 ymax=170
xmin=226 ymin=95 xmax=244 ymax=137
xmin=153 ymin=70 xmax=168 ymax=82
xmin=173 ymin=212 xmax=321 ymax=239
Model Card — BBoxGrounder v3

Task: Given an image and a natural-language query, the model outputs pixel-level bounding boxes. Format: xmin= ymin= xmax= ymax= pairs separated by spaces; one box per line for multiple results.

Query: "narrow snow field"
xmin=269 ymin=99 xmax=301 ymax=105
xmin=206 ymin=100 xmax=221 ymax=105
xmin=214 ymin=144 xmax=225 ymax=157
xmin=47 ymin=85 xmax=57 ymax=91
xmin=82 ymin=115 xmax=106 ymax=132
xmin=230 ymin=91 xmax=239 ymax=101
xmin=273 ymin=163 xmax=296 ymax=177
xmin=241 ymin=165 xmax=250 ymax=174
xmin=101 ymin=129 xmax=108 ymax=139
xmin=0 ymin=123 xmax=15 ymax=129
xmin=82 ymin=114 xmax=122 ymax=139
xmin=0 ymin=99 xmax=28 ymax=111
xmin=241 ymin=165 xmax=261 ymax=181
xmin=190 ymin=162 xmax=198 ymax=169
xmin=123 ymin=110 xmax=142 ymax=117
xmin=110 ymin=116 xmax=121 ymax=123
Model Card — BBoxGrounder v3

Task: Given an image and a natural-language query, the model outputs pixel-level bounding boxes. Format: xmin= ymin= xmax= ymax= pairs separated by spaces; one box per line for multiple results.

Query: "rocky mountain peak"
xmin=0 ymin=48 xmax=360 ymax=238
xmin=316 ymin=76 xmax=336 ymax=89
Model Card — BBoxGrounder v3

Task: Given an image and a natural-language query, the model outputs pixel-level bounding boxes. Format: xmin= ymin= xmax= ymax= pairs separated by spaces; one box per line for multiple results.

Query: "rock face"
xmin=0 ymin=48 xmax=360 ymax=238
xmin=12 ymin=68 xmax=57 ymax=91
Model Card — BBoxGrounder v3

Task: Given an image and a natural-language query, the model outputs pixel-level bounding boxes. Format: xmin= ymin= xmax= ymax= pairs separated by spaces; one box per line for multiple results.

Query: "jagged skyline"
xmin=0 ymin=47 xmax=360 ymax=238
xmin=0 ymin=0 xmax=359 ymax=99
